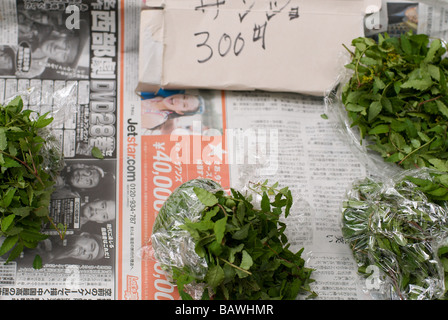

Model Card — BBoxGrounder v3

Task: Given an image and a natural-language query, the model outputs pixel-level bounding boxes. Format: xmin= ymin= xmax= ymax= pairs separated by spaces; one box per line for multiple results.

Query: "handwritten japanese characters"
xmin=193 ymin=0 xmax=300 ymax=63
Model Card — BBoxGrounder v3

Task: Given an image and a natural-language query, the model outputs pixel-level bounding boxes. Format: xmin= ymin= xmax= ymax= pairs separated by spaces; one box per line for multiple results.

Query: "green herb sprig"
xmin=342 ymin=170 xmax=448 ymax=300
xmin=0 ymin=97 xmax=65 ymax=269
xmin=341 ymin=32 xmax=448 ymax=170
xmin=156 ymin=179 xmax=316 ymax=300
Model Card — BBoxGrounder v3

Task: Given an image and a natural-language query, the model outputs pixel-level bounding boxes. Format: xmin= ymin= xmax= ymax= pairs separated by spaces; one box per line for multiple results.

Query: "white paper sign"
xmin=137 ymin=0 xmax=381 ymax=96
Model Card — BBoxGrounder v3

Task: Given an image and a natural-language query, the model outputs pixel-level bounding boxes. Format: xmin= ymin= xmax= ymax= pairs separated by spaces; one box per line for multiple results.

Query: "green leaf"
xmin=34 ymin=113 xmax=53 ymax=128
xmin=32 ymin=254 xmax=43 ymax=269
xmin=205 ymin=264 xmax=225 ymax=288
xmin=436 ymin=100 xmax=448 ymax=119
xmin=345 ymin=103 xmax=366 ymax=112
xmin=427 ymin=187 xmax=448 ymax=197
xmin=401 ymin=77 xmax=433 ymax=91
xmin=428 ymin=64 xmax=441 ymax=81
xmin=1 ymin=214 xmax=15 ymax=232
xmin=424 ymin=39 xmax=441 ymax=63
xmin=6 ymin=241 xmax=23 ymax=263
xmin=0 ymin=128 xmax=6 ymax=151
xmin=240 ymin=250 xmax=253 ymax=270
xmin=187 ymin=220 xmax=214 ymax=232
xmin=389 ymin=132 xmax=407 ymax=151
xmin=214 ymin=217 xmax=227 ymax=244
xmin=440 ymin=67 xmax=447 ymax=95
xmin=368 ymin=101 xmax=382 ymax=122
xmin=261 ymin=192 xmax=270 ymax=212
xmin=417 ymin=131 xmax=431 ymax=143
xmin=236 ymin=201 xmax=246 ymax=222
xmin=19 ymin=229 xmax=48 ymax=242
xmin=360 ymin=56 xmax=379 ymax=66
xmin=428 ymin=158 xmax=448 ymax=172
xmin=0 ymin=235 xmax=18 ymax=256
xmin=400 ymin=33 xmax=412 ymax=55
xmin=179 ymin=290 xmax=194 ymax=300
xmin=228 ymin=243 xmax=244 ymax=263
xmin=203 ymin=206 xmax=219 ymax=222
xmin=91 ymin=146 xmax=104 ymax=159
xmin=194 ymin=187 xmax=218 ymax=207
xmin=232 ymin=223 xmax=250 ymax=240
xmin=2 ymin=157 xmax=22 ymax=168
xmin=208 ymin=240 xmax=223 ymax=256
xmin=373 ymin=77 xmax=386 ymax=93
xmin=1 ymin=187 xmax=16 ymax=208
xmin=10 ymin=207 xmax=32 ymax=217
xmin=368 ymin=124 xmax=390 ymax=135
xmin=34 ymin=206 xmax=49 ymax=217
xmin=438 ymin=175 xmax=448 ymax=188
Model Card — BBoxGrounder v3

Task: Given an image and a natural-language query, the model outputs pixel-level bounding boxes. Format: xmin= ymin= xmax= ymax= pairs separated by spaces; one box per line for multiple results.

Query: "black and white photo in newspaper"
xmin=0 ymin=0 xmax=119 ymax=300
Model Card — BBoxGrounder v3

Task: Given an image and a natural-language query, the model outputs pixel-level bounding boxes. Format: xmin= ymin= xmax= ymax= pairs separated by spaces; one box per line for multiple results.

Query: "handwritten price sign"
xmin=193 ymin=0 xmax=300 ymax=63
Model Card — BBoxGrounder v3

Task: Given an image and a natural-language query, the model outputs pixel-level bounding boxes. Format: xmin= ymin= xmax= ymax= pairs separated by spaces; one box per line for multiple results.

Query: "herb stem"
xmin=46 ymin=215 xmax=66 ymax=240
xmin=354 ymin=45 xmax=373 ymax=87
xmin=417 ymin=95 xmax=442 ymax=109
xmin=0 ymin=150 xmax=45 ymax=187
xmin=398 ymin=136 xmax=436 ymax=165
xmin=217 ymin=204 xmax=228 ymax=217
xmin=219 ymin=258 xmax=252 ymax=275
xmin=263 ymin=242 xmax=297 ymax=268
xmin=342 ymin=43 xmax=355 ymax=57
xmin=25 ymin=137 xmax=38 ymax=174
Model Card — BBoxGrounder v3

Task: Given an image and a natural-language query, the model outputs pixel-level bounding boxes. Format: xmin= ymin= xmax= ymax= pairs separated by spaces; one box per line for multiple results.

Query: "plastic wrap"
xmin=143 ymin=178 xmax=316 ymax=300
xmin=324 ymin=0 xmax=448 ymax=177
xmin=0 ymin=84 xmax=74 ymax=179
xmin=150 ymin=178 xmax=224 ymax=282
xmin=2 ymin=82 xmax=78 ymax=129
xmin=341 ymin=168 xmax=448 ymax=300
xmin=0 ymin=85 xmax=74 ymax=265
xmin=38 ymin=127 xmax=65 ymax=181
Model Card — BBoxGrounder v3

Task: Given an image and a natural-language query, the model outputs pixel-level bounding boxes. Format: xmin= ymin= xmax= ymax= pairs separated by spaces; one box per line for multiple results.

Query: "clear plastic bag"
xmin=324 ymin=0 xmax=448 ymax=176
xmin=0 ymin=86 xmax=71 ymax=266
xmin=2 ymin=81 xmax=79 ymax=130
xmin=150 ymin=178 xmax=224 ymax=282
xmin=142 ymin=178 xmax=315 ymax=300
xmin=341 ymin=168 xmax=448 ymax=300
xmin=0 ymin=84 xmax=75 ymax=179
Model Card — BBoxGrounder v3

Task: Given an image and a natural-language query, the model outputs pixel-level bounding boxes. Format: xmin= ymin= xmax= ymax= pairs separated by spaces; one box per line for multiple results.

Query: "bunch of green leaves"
xmin=342 ymin=171 xmax=448 ymax=300
xmin=403 ymin=169 xmax=448 ymax=204
xmin=341 ymin=32 xmax=448 ymax=170
xmin=0 ymin=97 xmax=65 ymax=269
xmin=172 ymin=180 xmax=316 ymax=300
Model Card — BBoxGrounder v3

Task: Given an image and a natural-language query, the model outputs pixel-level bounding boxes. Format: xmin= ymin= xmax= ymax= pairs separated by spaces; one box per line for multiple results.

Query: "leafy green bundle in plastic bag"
xmin=327 ymin=31 xmax=448 ymax=173
xmin=0 ymin=97 xmax=65 ymax=269
xmin=150 ymin=178 xmax=316 ymax=300
xmin=342 ymin=169 xmax=448 ymax=300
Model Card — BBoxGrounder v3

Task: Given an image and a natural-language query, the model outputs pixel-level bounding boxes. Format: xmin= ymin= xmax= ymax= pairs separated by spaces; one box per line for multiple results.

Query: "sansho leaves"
xmin=91 ymin=146 xmax=104 ymax=159
xmin=156 ymin=179 xmax=316 ymax=300
xmin=0 ymin=97 xmax=65 ymax=268
xmin=342 ymin=170 xmax=448 ymax=300
xmin=341 ymin=32 xmax=448 ymax=171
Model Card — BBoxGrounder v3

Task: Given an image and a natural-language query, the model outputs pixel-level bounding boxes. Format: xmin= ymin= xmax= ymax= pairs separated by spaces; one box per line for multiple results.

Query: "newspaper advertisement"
xmin=0 ymin=0 xmax=118 ymax=300
xmin=0 ymin=0 xmax=447 ymax=301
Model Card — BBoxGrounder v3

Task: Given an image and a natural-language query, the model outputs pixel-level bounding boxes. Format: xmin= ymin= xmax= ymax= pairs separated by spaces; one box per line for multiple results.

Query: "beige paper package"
xmin=137 ymin=0 xmax=381 ymax=96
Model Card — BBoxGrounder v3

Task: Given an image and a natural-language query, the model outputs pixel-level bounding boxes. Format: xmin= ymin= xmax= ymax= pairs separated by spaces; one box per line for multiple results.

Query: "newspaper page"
xmin=125 ymin=0 xmax=448 ymax=301
xmin=0 ymin=0 xmax=118 ymax=300
xmin=0 ymin=0 xmax=447 ymax=301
